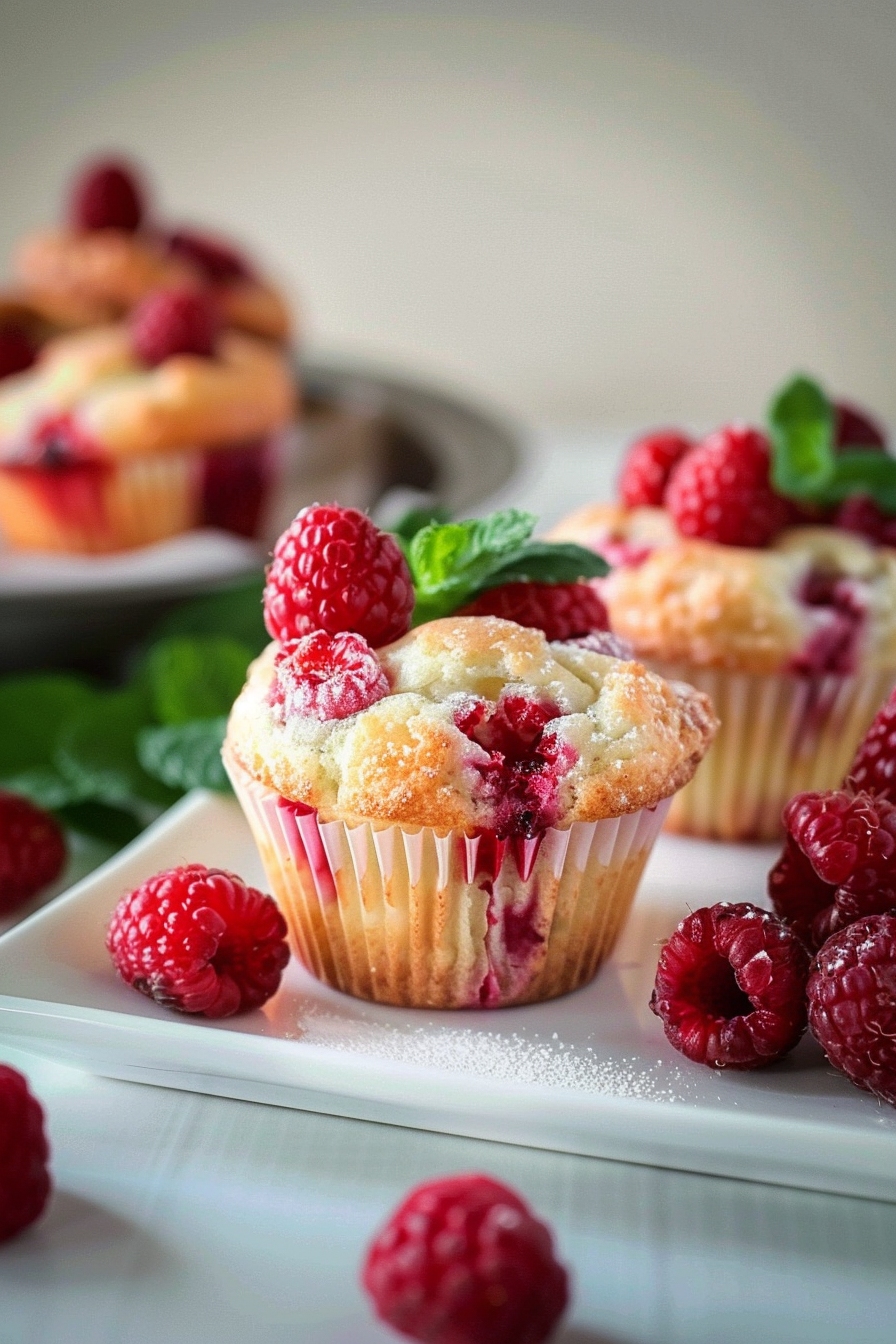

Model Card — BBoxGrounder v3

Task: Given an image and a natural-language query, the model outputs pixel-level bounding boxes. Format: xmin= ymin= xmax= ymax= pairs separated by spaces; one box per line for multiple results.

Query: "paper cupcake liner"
xmin=652 ymin=661 xmax=896 ymax=842
xmin=225 ymin=752 xmax=669 ymax=1009
xmin=0 ymin=434 xmax=285 ymax=553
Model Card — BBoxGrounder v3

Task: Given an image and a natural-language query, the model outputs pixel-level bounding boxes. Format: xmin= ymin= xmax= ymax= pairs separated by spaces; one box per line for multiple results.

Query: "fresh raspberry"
xmin=106 ymin=864 xmax=289 ymax=1017
xmin=130 ymin=286 xmax=221 ymax=366
xmin=834 ymin=400 xmax=887 ymax=452
xmin=618 ymin=430 xmax=693 ymax=508
xmin=263 ymin=504 xmax=414 ymax=647
xmin=768 ymin=834 xmax=836 ymax=947
xmin=270 ymin=631 xmax=389 ymax=721
xmin=68 ymin=158 xmax=145 ymax=232
xmin=847 ymin=686 xmax=896 ymax=802
xmin=458 ymin=581 xmax=608 ymax=641
xmin=649 ymin=902 xmax=810 ymax=1069
xmin=0 ymin=326 xmax=38 ymax=380
xmin=807 ymin=914 xmax=896 ymax=1106
xmin=167 ymin=228 xmax=253 ymax=283
xmin=834 ymin=495 xmax=896 ymax=548
xmin=362 ymin=1173 xmax=569 ymax=1344
xmin=0 ymin=1065 xmax=51 ymax=1242
xmin=665 ymin=425 xmax=790 ymax=548
xmin=0 ymin=791 xmax=66 ymax=915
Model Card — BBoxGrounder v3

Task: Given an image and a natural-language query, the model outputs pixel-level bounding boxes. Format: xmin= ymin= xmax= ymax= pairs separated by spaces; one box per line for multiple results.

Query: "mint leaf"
xmin=146 ymin=635 xmax=254 ymax=726
xmin=479 ymin=541 xmax=608 ymax=590
xmin=821 ymin=451 xmax=896 ymax=513
xmin=409 ymin=509 xmax=537 ymax=621
xmin=768 ymin=374 xmax=835 ymax=499
xmin=392 ymin=505 xmax=451 ymax=550
xmin=150 ymin=575 xmax=268 ymax=654
xmin=56 ymin=800 xmax=143 ymax=846
xmin=0 ymin=673 xmax=94 ymax=778
xmin=0 ymin=766 xmax=89 ymax=811
xmin=138 ymin=718 xmax=230 ymax=793
xmin=56 ymin=686 xmax=179 ymax=810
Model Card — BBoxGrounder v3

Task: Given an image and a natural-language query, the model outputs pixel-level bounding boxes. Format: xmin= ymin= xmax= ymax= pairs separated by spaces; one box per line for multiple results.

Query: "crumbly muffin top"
xmin=550 ymin=503 xmax=896 ymax=675
xmin=0 ymin=323 xmax=295 ymax=460
xmin=225 ymin=615 xmax=717 ymax=832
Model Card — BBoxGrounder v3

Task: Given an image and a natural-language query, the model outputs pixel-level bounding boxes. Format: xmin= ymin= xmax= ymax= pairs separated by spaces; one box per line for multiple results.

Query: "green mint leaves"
xmin=768 ymin=374 xmax=896 ymax=512
xmin=405 ymin=508 xmax=608 ymax=623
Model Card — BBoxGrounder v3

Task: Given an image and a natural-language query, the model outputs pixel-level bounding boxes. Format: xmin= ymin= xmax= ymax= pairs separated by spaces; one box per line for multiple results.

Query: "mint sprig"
xmin=406 ymin=509 xmax=608 ymax=623
xmin=768 ymin=373 xmax=896 ymax=512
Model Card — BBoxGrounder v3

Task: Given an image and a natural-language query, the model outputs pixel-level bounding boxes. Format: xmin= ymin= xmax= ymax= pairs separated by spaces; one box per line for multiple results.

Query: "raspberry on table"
xmin=166 ymin=228 xmax=253 ymax=283
xmin=0 ymin=791 xmax=67 ymax=915
xmin=459 ymin=580 xmax=609 ymax=642
xmin=68 ymin=158 xmax=145 ymax=232
xmin=834 ymin=400 xmax=887 ymax=452
xmin=130 ymin=286 xmax=221 ymax=366
xmin=362 ymin=1172 xmax=569 ymax=1344
xmin=847 ymin=686 xmax=896 ymax=803
xmin=665 ymin=425 xmax=790 ymax=548
xmin=263 ymin=504 xmax=415 ymax=647
xmin=807 ymin=913 xmax=896 ymax=1106
xmin=618 ymin=430 xmax=693 ymax=508
xmin=106 ymin=864 xmax=290 ymax=1018
xmin=0 ymin=326 xmax=38 ymax=381
xmin=783 ymin=788 xmax=896 ymax=911
xmin=270 ymin=631 xmax=389 ymax=721
xmin=0 ymin=1064 xmax=51 ymax=1242
xmin=650 ymin=902 xmax=810 ymax=1069
xmin=768 ymin=834 xmax=836 ymax=948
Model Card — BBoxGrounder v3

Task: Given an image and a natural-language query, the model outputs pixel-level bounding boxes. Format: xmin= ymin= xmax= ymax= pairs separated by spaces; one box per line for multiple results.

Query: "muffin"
xmin=0 ymin=287 xmax=295 ymax=552
xmin=224 ymin=506 xmax=716 ymax=1009
xmin=551 ymin=387 xmax=896 ymax=841
xmin=14 ymin=157 xmax=291 ymax=345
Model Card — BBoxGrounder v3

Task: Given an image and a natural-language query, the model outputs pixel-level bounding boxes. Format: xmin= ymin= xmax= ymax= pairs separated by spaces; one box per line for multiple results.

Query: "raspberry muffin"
xmin=224 ymin=506 xmax=716 ymax=1009
xmin=14 ymin=158 xmax=291 ymax=345
xmin=551 ymin=381 xmax=896 ymax=841
xmin=0 ymin=286 xmax=295 ymax=552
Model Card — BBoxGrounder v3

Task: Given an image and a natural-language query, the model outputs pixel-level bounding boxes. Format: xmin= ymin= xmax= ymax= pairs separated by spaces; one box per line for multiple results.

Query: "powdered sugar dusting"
xmin=297 ymin=1006 xmax=689 ymax=1101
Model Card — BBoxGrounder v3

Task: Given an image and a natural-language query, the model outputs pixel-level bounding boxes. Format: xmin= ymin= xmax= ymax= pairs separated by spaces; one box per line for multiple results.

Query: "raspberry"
xmin=167 ymin=228 xmax=253 ymax=283
xmin=362 ymin=1173 xmax=569 ymax=1344
xmin=618 ymin=430 xmax=693 ymax=508
xmin=270 ymin=631 xmax=389 ymax=721
xmin=807 ymin=914 xmax=896 ymax=1106
xmin=848 ymin=686 xmax=896 ymax=802
xmin=263 ymin=505 xmax=414 ymax=647
xmin=0 ymin=791 xmax=66 ymax=915
xmin=458 ymin=581 xmax=608 ymax=642
xmin=834 ymin=495 xmax=896 ymax=548
xmin=649 ymin=902 xmax=810 ymax=1069
xmin=768 ymin=834 xmax=836 ymax=947
xmin=834 ymin=400 xmax=887 ymax=452
xmin=130 ymin=286 xmax=221 ymax=366
xmin=0 ymin=326 xmax=38 ymax=380
xmin=106 ymin=864 xmax=289 ymax=1017
xmin=0 ymin=1065 xmax=51 ymax=1242
xmin=68 ymin=158 xmax=145 ymax=232
xmin=665 ymin=425 xmax=790 ymax=548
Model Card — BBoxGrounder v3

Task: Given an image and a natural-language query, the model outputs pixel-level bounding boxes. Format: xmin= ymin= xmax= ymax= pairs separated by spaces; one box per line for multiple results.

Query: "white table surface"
xmin=3 ymin=430 xmax=896 ymax=1344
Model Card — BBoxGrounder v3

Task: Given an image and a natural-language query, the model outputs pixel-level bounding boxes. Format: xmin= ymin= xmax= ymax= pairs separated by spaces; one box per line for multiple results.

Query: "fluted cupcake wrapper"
xmin=653 ymin=661 xmax=896 ymax=842
xmin=225 ymin=751 xmax=669 ymax=1010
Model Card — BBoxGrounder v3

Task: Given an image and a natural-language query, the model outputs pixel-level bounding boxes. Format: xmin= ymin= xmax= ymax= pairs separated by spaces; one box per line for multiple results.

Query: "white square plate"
xmin=0 ymin=791 xmax=893 ymax=1201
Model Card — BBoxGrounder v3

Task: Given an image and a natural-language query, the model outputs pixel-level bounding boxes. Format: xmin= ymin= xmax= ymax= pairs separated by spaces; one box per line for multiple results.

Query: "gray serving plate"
xmin=0 ymin=356 xmax=520 ymax=672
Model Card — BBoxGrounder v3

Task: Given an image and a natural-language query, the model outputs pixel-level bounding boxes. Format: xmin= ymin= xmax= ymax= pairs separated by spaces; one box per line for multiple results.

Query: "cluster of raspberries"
xmin=618 ymin=401 xmax=889 ymax=549
xmin=651 ymin=688 xmax=896 ymax=1106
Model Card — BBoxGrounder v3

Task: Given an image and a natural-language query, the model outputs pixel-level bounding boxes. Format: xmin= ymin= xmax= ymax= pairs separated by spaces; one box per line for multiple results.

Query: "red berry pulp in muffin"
xmin=459 ymin=580 xmax=608 ymax=641
xmin=130 ymin=286 xmax=221 ymax=365
xmin=263 ymin=504 xmax=415 ymax=648
xmin=807 ymin=913 xmax=896 ymax=1106
xmin=0 ymin=1065 xmax=51 ymax=1242
xmin=618 ymin=430 xmax=693 ymax=508
xmin=650 ymin=902 xmax=810 ymax=1068
xmin=0 ymin=326 xmax=38 ymax=380
xmin=665 ymin=425 xmax=790 ymax=547
xmin=69 ymin=158 xmax=145 ymax=232
xmin=848 ymin=686 xmax=896 ymax=803
xmin=362 ymin=1172 xmax=569 ymax=1344
xmin=270 ymin=630 xmax=389 ymax=722
xmin=167 ymin=228 xmax=253 ymax=283
xmin=106 ymin=864 xmax=289 ymax=1017
xmin=0 ymin=791 xmax=66 ymax=914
